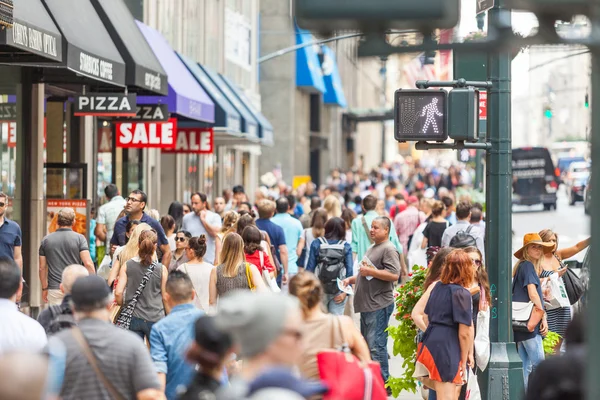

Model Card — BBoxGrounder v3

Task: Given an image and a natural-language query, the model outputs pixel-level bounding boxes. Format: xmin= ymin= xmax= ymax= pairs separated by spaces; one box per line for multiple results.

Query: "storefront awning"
xmin=136 ymin=21 xmax=215 ymax=123
xmin=0 ymin=0 xmax=63 ymax=63
xmin=178 ymin=53 xmax=242 ymax=134
xmin=200 ymin=65 xmax=259 ymax=140
xmin=42 ymin=0 xmax=127 ymax=86
xmin=295 ymin=26 xmax=325 ymax=94
xmin=321 ymin=46 xmax=347 ymax=108
xmin=220 ymin=74 xmax=274 ymax=147
xmin=91 ymin=0 xmax=168 ymax=95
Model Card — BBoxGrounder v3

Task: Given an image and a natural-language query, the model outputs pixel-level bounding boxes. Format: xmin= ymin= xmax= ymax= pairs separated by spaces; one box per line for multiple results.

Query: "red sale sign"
xmin=115 ymin=118 xmax=177 ymax=149
xmin=479 ymin=91 xmax=487 ymax=120
xmin=4 ymin=122 xmax=16 ymax=148
xmin=163 ymin=127 xmax=214 ymax=154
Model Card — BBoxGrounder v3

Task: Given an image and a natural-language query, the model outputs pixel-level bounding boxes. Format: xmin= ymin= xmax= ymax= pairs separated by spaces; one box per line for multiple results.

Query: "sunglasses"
xmin=0 ymin=202 xmax=5 ymax=207
xmin=176 ymin=237 xmax=188 ymax=242
xmin=126 ymin=197 xmax=142 ymax=203
xmin=471 ymin=259 xmax=483 ymax=267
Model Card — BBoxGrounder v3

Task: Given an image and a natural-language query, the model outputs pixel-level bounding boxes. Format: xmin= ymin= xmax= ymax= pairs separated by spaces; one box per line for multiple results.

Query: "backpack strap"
xmin=48 ymin=304 xmax=63 ymax=320
xmin=318 ymin=237 xmax=327 ymax=245
xmin=466 ymin=225 xmax=474 ymax=234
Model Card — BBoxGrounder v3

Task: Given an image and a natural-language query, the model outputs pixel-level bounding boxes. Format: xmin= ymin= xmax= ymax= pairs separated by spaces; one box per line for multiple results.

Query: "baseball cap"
xmin=248 ymin=367 xmax=328 ymax=399
xmin=71 ymin=275 xmax=111 ymax=309
xmin=213 ymin=291 xmax=300 ymax=358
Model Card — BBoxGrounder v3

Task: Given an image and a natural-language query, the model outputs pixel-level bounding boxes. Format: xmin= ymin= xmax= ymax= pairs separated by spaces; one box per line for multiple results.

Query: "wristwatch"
xmin=42 ymin=287 xmax=48 ymax=291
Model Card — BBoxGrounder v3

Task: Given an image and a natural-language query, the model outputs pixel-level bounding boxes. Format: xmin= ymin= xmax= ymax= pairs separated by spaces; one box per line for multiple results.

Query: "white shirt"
xmin=0 ymin=299 xmax=47 ymax=355
xmin=177 ymin=262 xmax=215 ymax=312
xmin=182 ymin=211 xmax=223 ymax=264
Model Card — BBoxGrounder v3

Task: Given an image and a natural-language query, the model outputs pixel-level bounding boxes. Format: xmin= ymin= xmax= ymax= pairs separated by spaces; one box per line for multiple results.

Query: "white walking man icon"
xmin=420 ymin=97 xmax=443 ymax=134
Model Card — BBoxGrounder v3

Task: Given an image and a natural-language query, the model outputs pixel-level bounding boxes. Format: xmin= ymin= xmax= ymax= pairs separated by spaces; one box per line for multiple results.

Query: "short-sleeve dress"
xmin=414 ymin=283 xmax=473 ymax=384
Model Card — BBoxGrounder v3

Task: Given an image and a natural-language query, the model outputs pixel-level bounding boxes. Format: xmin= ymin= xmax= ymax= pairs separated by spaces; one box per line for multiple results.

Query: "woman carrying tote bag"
xmin=511 ymin=233 xmax=554 ymax=388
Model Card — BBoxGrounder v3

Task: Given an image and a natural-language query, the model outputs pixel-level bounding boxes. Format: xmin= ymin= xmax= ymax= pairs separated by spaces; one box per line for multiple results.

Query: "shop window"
xmin=97 ymin=120 xmax=113 ymax=204
xmin=203 ymin=154 xmax=215 ymax=200
xmin=310 ymin=94 xmax=321 ymax=132
xmin=123 ymin=148 xmax=143 ymax=194
xmin=184 ymin=153 xmax=200 ymax=202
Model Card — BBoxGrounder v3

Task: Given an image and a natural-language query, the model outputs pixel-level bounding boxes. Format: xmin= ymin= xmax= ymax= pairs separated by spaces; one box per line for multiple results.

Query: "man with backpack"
xmin=37 ymin=264 xmax=89 ymax=335
xmin=441 ymin=201 xmax=486 ymax=259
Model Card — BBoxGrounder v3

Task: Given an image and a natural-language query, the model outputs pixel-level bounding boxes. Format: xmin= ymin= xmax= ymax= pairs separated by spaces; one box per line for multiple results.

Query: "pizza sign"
xmin=115 ymin=118 xmax=177 ymax=149
xmin=162 ymin=127 xmax=214 ymax=154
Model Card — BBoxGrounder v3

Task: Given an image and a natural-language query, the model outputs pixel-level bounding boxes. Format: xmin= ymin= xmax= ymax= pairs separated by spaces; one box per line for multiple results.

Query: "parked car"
xmin=564 ymin=161 xmax=590 ymax=205
xmin=584 ymin=174 xmax=592 ymax=215
xmin=557 ymin=156 xmax=587 ymax=183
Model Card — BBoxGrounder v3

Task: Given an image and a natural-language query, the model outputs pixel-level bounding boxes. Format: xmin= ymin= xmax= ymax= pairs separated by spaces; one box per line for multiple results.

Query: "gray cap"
xmin=213 ymin=291 xmax=299 ymax=358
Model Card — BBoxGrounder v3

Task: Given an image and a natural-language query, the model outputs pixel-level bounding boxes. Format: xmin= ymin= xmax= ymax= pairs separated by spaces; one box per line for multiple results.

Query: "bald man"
xmin=37 ymin=264 xmax=89 ymax=334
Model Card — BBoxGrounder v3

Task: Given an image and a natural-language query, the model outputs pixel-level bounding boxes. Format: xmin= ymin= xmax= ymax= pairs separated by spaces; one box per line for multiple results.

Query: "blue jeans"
xmin=360 ymin=303 xmax=395 ymax=383
xmin=517 ymin=335 xmax=544 ymax=388
xmin=323 ymin=293 xmax=348 ymax=315
xmin=130 ymin=317 xmax=155 ymax=341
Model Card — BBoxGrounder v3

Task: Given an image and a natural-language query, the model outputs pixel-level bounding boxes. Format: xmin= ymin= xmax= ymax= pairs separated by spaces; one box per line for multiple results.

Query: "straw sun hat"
xmin=513 ymin=233 xmax=555 ymax=259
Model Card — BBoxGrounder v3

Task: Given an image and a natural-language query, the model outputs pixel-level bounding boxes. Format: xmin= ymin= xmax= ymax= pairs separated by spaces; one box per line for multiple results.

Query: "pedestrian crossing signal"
xmin=394 ymin=89 xmax=448 ymax=142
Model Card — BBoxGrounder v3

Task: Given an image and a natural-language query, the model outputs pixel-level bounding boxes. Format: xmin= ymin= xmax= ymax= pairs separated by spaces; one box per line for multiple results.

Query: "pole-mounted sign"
xmin=394 ymin=89 xmax=448 ymax=142
xmin=476 ymin=0 xmax=494 ymax=14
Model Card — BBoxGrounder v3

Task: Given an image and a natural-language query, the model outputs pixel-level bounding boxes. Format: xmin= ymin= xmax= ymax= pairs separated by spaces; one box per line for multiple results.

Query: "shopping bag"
xmin=262 ymin=269 xmax=281 ymax=292
xmin=465 ymin=369 xmax=481 ymax=400
xmin=474 ymin=309 xmax=490 ymax=372
xmin=97 ymin=255 xmax=112 ymax=281
xmin=543 ymin=273 xmax=570 ymax=309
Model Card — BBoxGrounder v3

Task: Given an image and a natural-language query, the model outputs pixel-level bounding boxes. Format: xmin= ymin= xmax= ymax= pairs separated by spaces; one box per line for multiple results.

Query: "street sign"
xmin=479 ymin=91 xmax=488 ymax=120
xmin=394 ymin=89 xmax=448 ymax=142
xmin=476 ymin=0 xmax=494 ymax=14
xmin=115 ymin=118 xmax=177 ymax=149
xmin=162 ymin=127 xmax=214 ymax=154
xmin=74 ymin=93 xmax=137 ymax=117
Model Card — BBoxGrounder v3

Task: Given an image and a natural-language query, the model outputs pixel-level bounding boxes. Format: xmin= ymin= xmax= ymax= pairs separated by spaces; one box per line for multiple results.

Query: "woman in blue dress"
xmin=412 ymin=249 xmax=475 ymax=400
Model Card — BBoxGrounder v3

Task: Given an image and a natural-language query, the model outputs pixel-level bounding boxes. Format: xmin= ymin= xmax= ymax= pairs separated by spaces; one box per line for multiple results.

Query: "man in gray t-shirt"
xmin=182 ymin=192 xmax=222 ymax=264
xmin=343 ymin=216 xmax=400 ymax=385
xmin=39 ymin=208 xmax=94 ymax=306
xmin=48 ymin=275 xmax=161 ymax=400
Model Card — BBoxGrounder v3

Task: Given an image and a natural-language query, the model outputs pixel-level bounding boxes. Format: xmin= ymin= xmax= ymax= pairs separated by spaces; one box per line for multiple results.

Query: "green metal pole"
xmin=480 ymin=1 xmax=524 ymax=399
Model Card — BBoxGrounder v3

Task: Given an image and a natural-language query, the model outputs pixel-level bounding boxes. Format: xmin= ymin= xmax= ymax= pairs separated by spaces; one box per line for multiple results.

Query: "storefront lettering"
xmin=144 ymin=72 xmax=162 ymax=91
xmin=79 ymin=52 xmax=114 ymax=81
xmin=138 ymin=105 xmax=166 ymax=120
xmin=74 ymin=94 xmax=137 ymax=117
xmin=163 ymin=128 xmax=214 ymax=154
xmin=0 ymin=104 xmax=17 ymax=120
xmin=115 ymin=118 xmax=177 ymax=149
xmin=5 ymin=122 xmax=16 ymax=148
xmin=10 ymin=22 xmax=58 ymax=57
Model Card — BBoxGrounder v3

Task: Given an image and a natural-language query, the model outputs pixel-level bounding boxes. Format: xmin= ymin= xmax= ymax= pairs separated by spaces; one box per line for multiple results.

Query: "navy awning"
xmin=0 ymin=0 xmax=62 ymax=63
xmin=91 ymin=0 xmax=168 ymax=95
xmin=321 ymin=46 xmax=347 ymax=108
xmin=220 ymin=74 xmax=274 ymax=147
xmin=178 ymin=53 xmax=242 ymax=134
xmin=200 ymin=65 xmax=259 ymax=140
xmin=43 ymin=0 xmax=126 ymax=86
xmin=136 ymin=21 xmax=214 ymax=122
xmin=295 ymin=26 xmax=325 ymax=93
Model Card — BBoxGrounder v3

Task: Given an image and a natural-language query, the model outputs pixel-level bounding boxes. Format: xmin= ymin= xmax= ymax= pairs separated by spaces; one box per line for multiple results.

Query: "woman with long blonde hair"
xmin=108 ymin=222 xmax=152 ymax=288
xmin=209 ymin=233 xmax=264 ymax=306
xmin=214 ymin=211 xmax=239 ymax=265
xmin=323 ymin=195 xmax=342 ymax=219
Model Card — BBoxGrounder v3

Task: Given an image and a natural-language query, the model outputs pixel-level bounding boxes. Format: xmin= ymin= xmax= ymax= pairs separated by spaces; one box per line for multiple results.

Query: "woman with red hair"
xmin=412 ymin=249 xmax=475 ymax=400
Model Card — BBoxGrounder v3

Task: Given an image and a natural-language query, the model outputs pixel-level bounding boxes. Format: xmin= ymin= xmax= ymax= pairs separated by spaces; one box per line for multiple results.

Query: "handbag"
xmin=465 ymin=369 xmax=481 ymax=400
xmin=542 ymin=273 xmax=570 ymax=309
xmin=72 ymin=327 xmax=126 ymax=400
xmin=317 ymin=316 xmax=387 ymax=400
xmin=557 ymin=255 xmax=585 ymax=305
xmin=115 ymin=261 xmax=159 ymax=330
xmin=474 ymin=287 xmax=490 ymax=372
xmin=511 ymin=263 xmax=545 ymax=333
xmin=245 ymin=263 xmax=256 ymax=292
xmin=259 ymin=251 xmax=281 ymax=292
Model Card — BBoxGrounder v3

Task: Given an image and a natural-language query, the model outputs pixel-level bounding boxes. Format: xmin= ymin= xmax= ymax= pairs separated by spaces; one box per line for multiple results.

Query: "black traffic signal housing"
xmin=394 ymin=89 xmax=448 ymax=142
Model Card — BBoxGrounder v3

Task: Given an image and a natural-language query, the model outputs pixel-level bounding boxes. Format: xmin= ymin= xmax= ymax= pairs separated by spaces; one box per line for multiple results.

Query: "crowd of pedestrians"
xmin=0 ymin=158 xmax=591 ymax=400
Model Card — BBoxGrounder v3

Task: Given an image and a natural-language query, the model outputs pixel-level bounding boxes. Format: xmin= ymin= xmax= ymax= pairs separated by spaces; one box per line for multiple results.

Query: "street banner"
xmin=46 ymin=199 xmax=88 ymax=237
xmin=115 ymin=118 xmax=177 ymax=149
xmin=162 ymin=127 xmax=214 ymax=154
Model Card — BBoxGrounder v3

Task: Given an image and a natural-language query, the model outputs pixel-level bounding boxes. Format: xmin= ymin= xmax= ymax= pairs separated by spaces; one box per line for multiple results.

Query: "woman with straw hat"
xmin=512 ymin=233 xmax=555 ymax=387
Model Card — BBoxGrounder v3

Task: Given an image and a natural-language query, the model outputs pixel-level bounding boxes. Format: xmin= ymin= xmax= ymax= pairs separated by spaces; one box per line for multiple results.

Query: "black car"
xmin=584 ymin=174 xmax=592 ymax=215
xmin=512 ymin=147 xmax=560 ymax=210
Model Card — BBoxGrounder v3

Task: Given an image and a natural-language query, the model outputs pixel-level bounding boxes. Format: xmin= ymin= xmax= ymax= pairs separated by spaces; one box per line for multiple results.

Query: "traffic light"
xmin=585 ymin=94 xmax=589 ymax=108
xmin=294 ymin=0 xmax=460 ymax=34
xmin=394 ymin=89 xmax=448 ymax=142
xmin=544 ymin=105 xmax=553 ymax=119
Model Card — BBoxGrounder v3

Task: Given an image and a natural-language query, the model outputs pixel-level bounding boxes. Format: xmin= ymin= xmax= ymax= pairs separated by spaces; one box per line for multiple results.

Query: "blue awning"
xmin=219 ymin=74 xmax=274 ymax=147
xmin=200 ymin=65 xmax=259 ymax=140
xmin=295 ymin=26 xmax=325 ymax=93
xmin=136 ymin=21 xmax=214 ymax=122
xmin=320 ymin=46 xmax=347 ymax=108
xmin=178 ymin=53 xmax=242 ymax=134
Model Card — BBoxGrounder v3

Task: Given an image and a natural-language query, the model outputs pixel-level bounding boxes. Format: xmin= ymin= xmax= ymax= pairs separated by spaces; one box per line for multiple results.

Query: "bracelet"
xmin=42 ymin=287 xmax=48 ymax=291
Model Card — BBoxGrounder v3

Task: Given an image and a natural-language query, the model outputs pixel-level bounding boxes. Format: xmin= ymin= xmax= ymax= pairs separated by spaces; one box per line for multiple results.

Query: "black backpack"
xmin=315 ymin=237 xmax=347 ymax=295
xmin=449 ymin=225 xmax=477 ymax=248
xmin=46 ymin=305 xmax=77 ymax=335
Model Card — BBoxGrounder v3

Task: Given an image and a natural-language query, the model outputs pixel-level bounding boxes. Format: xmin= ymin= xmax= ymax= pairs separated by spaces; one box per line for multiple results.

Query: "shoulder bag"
xmin=71 ymin=327 xmax=126 ymax=400
xmin=259 ymin=251 xmax=281 ymax=292
xmin=317 ymin=316 xmax=387 ymax=400
xmin=115 ymin=261 xmax=159 ymax=330
xmin=511 ymin=262 xmax=545 ymax=333
xmin=245 ymin=262 xmax=256 ymax=292
xmin=556 ymin=254 xmax=585 ymax=305
xmin=361 ymin=216 xmax=374 ymax=244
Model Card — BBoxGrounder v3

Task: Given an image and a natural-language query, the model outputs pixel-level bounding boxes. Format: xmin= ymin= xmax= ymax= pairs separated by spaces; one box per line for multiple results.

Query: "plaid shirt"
xmin=394 ymin=206 xmax=426 ymax=253
xmin=97 ymin=196 xmax=126 ymax=247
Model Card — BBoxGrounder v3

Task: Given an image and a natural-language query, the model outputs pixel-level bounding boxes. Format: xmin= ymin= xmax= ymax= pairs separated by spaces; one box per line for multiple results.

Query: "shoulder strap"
xmin=466 ymin=225 xmax=474 ymax=234
xmin=128 ymin=261 xmax=159 ymax=310
xmin=71 ymin=328 xmax=126 ymax=400
xmin=259 ymin=251 xmax=264 ymax=269
xmin=361 ymin=217 xmax=374 ymax=244
xmin=318 ymin=237 xmax=327 ymax=245
xmin=48 ymin=304 xmax=63 ymax=320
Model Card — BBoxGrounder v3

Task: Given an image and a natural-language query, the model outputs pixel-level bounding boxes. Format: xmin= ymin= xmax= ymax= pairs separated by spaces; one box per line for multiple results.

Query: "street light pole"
xmin=381 ymin=58 xmax=388 ymax=164
xmin=481 ymin=1 xmax=524 ymax=398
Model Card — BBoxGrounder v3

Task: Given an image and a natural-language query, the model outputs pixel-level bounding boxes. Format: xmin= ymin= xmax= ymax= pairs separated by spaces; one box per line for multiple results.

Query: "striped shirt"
xmin=48 ymin=318 xmax=160 ymax=399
